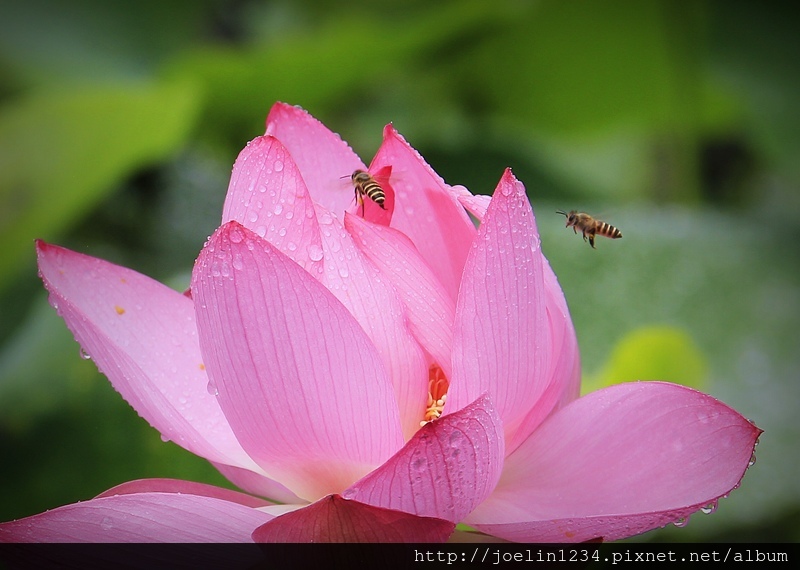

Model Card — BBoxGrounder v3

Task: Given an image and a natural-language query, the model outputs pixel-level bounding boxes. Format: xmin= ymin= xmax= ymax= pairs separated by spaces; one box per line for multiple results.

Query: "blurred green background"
xmin=1 ymin=0 xmax=798 ymax=542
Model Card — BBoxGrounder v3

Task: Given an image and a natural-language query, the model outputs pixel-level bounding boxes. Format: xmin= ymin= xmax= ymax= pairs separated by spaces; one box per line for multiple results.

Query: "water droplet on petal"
xmin=160 ymin=433 xmax=171 ymax=443
xmin=700 ymin=501 xmax=718 ymax=515
xmin=274 ymin=160 xmax=284 ymax=172
xmin=308 ymin=244 xmax=324 ymax=261
xmin=206 ymin=381 xmax=219 ymax=397
xmin=79 ymin=347 xmax=92 ymax=360
xmin=229 ymin=227 xmax=244 ymax=244
xmin=273 ymin=204 xmax=284 ymax=216
xmin=338 ymin=267 xmax=349 ymax=278
xmin=672 ymin=516 xmax=690 ymax=528
xmin=232 ymin=253 xmax=244 ymax=270
xmin=100 ymin=517 xmax=113 ymax=531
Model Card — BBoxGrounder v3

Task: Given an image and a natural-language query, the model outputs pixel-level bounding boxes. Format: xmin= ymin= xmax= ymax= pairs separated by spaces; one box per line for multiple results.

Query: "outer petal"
xmin=222 ymin=135 xmax=323 ymax=274
xmin=94 ymin=478 xmax=272 ymax=509
xmin=265 ymin=102 xmax=364 ymax=215
xmin=542 ymin=258 xmax=582 ymax=411
xmin=191 ymin=222 xmax=403 ymax=500
xmin=35 ymin=241 xmax=261 ymax=474
xmin=448 ymin=169 xmax=551 ymax=446
xmin=344 ymin=212 xmax=455 ymax=379
xmin=447 ymin=182 xmax=582 ymax=450
xmin=343 ymin=395 xmax=504 ymax=524
xmin=315 ymin=206 xmax=428 ymax=441
xmin=0 ymin=493 xmax=273 ymax=542
xmin=370 ymin=125 xmax=476 ymax=302
xmin=467 ymin=382 xmax=762 ymax=542
xmin=252 ymin=495 xmax=454 ymax=543
xmin=505 ymin=257 xmax=582 ymax=453
xmin=211 ymin=462 xmax=303 ymax=505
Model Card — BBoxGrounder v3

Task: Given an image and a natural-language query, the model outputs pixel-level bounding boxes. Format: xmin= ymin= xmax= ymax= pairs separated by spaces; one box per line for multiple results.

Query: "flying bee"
xmin=556 ymin=210 xmax=622 ymax=249
xmin=348 ymin=169 xmax=386 ymax=215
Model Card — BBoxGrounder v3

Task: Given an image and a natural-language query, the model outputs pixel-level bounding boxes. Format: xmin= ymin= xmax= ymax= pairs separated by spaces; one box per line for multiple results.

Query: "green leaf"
xmin=0 ymin=80 xmax=201 ymax=292
xmin=582 ymin=325 xmax=708 ymax=394
xmin=0 ymin=0 xmax=211 ymax=84
xmin=163 ymin=0 xmax=510 ymax=142
xmin=453 ymin=0 xmax=745 ymax=202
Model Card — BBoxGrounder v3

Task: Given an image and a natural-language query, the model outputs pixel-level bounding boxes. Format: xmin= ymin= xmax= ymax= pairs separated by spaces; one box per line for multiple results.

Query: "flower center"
xmin=421 ymin=364 xmax=449 ymax=427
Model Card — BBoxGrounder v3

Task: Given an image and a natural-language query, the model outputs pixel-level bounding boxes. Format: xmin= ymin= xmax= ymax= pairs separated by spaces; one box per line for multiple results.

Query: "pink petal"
xmin=211 ymin=462 xmax=303 ymax=505
xmin=542 ymin=257 xmax=582 ymax=409
xmin=444 ymin=180 xmax=582 ymax=450
xmin=467 ymin=382 xmax=762 ymax=542
xmin=0 ymin=492 xmax=273 ymax=542
xmin=35 ymin=241 xmax=260 ymax=474
xmin=94 ymin=478 xmax=273 ymax=508
xmin=447 ymin=170 xmax=552 ymax=446
xmin=222 ymin=135 xmax=323 ymax=274
xmin=315 ymin=206 xmax=428 ymax=441
xmin=344 ymin=212 xmax=455 ymax=379
xmin=453 ymin=185 xmax=490 ymax=219
xmin=505 ymin=257 xmax=582 ymax=453
xmin=252 ymin=495 xmax=454 ymax=543
xmin=191 ymin=222 xmax=404 ymax=500
xmin=370 ymin=125 xmax=476 ymax=301
xmin=343 ymin=395 xmax=504 ymax=523
xmin=265 ymin=102 xmax=364 ymax=215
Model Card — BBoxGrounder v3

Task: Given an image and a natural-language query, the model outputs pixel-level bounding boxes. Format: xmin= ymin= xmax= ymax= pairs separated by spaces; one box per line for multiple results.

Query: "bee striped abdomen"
xmin=597 ymin=221 xmax=622 ymax=239
xmin=361 ymin=180 xmax=386 ymax=207
xmin=351 ymin=170 xmax=386 ymax=210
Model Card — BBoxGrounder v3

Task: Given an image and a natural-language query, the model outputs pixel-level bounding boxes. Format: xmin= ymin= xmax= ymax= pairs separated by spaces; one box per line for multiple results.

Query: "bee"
xmin=556 ymin=210 xmax=622 ymax=248
xmin=350 ymin=169 xmax=386 ymax=215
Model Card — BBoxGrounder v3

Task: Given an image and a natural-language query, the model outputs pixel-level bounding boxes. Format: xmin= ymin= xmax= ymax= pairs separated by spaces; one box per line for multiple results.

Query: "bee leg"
xmin=589 ymin=234 xmax=596 ymax=248
xmin=355 ymin=189 xmax=365 ymax=216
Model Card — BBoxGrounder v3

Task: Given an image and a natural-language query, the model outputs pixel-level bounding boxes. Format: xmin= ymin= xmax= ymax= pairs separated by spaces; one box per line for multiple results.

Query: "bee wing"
xmin=368 ymin=164 xmax=393 ymax=185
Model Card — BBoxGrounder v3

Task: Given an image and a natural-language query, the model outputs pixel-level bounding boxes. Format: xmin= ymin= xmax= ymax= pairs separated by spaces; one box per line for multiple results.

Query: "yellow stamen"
xmin=420 ymin=364 xmax=450 ymax=427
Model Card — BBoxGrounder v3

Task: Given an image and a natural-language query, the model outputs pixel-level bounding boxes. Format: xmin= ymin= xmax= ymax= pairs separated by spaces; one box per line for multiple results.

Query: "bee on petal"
xmin=349 ymin=170 xmax=386 ymax=215
xmin=557 ymin=210 xmax=622 ymax=249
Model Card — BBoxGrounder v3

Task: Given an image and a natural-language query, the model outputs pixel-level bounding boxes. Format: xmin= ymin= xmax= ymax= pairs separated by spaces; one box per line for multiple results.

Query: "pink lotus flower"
xmin=0 ymin=103 xmax=760 ymax=543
